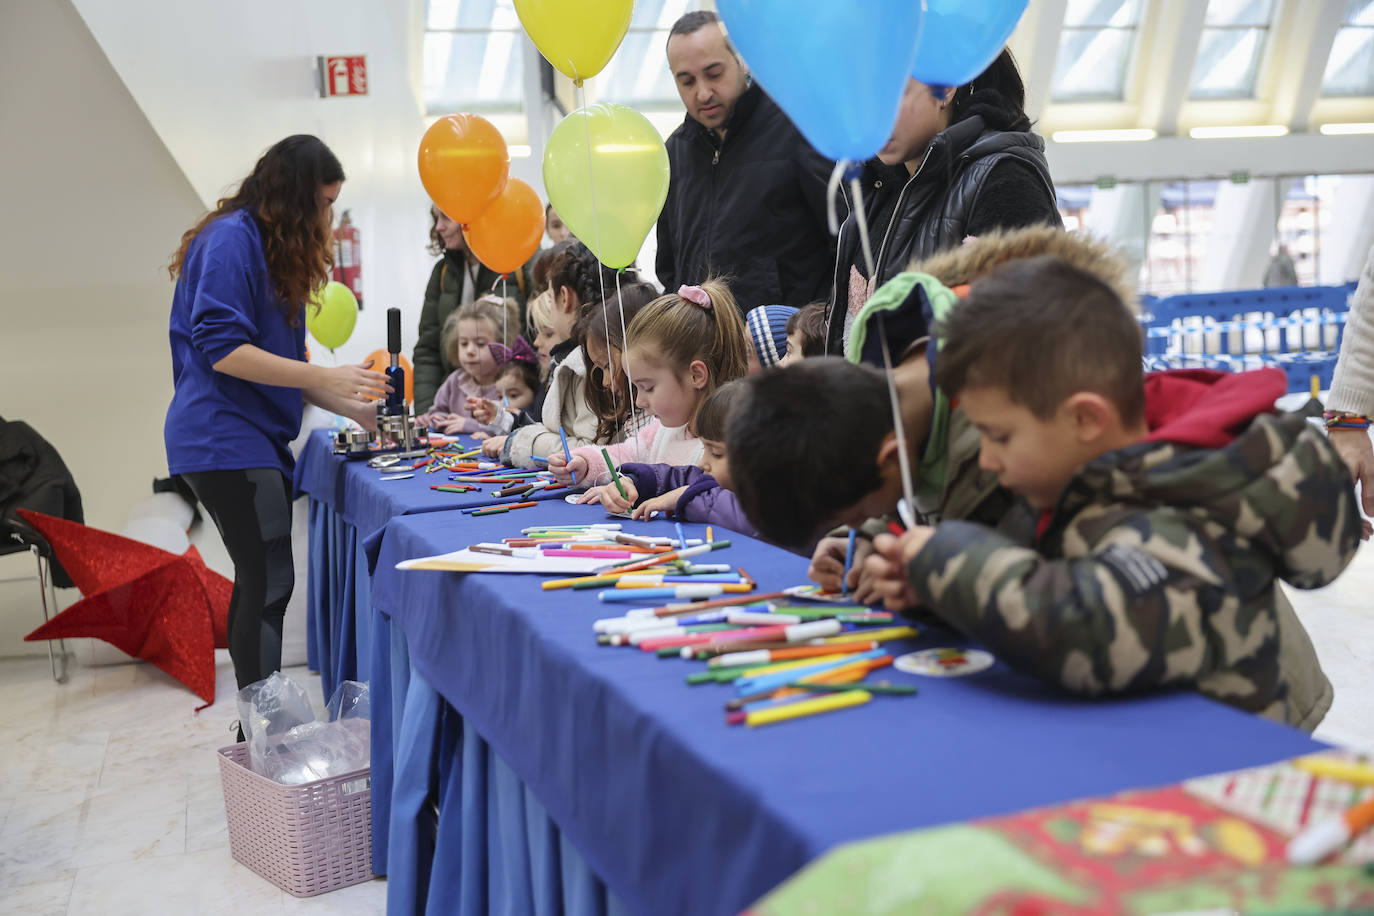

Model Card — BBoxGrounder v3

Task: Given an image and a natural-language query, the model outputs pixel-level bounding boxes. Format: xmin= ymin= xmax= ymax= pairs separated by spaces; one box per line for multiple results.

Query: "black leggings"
xmin=183 ymin=468 xmax=294 ymax=690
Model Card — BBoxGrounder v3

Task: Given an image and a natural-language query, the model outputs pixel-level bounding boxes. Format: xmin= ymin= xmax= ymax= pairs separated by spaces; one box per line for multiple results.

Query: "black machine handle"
xmin=387 ymin=307 xmax=401 ymax=356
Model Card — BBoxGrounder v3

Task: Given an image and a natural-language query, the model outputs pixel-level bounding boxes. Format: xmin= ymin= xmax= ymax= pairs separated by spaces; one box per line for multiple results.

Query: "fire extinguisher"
xmin=332 ymin=210 xmax=363 ymax=308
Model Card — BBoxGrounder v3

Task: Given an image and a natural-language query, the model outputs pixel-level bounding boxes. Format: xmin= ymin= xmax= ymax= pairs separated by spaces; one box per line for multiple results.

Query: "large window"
xmin=1050 ymin=0 xmax=1143 ymax=101
xmin=424 ymin=0 xmax=525 ymax=115
xmin=1323 ymin=0 xmax=1374 ymax=96
xmin=1142 ymin=181 xmax=1220 ymax=296
xmin=1190 ymin=0 xmax=1275 ymax=98
xmin=597 ymin=0 xmax=700 ymax=107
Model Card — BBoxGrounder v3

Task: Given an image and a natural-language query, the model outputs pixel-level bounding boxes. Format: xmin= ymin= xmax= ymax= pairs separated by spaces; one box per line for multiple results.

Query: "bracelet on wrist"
xmin=1323 ymin=410 xmax=1371 ymax=431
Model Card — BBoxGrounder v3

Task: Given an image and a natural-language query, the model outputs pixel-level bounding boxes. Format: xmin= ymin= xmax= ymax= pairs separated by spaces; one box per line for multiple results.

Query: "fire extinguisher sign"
xmin=318 ymin=56 xmax=367 ymax=97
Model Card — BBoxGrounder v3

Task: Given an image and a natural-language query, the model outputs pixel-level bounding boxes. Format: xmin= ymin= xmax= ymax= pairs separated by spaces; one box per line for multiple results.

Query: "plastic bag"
xmin=236 ymin=673 xmax=371 ymax=784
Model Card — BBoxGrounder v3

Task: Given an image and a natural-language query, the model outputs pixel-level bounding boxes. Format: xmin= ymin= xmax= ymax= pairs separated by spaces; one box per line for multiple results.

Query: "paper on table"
xmin=397 ymin=549 xmax=611 ymax=575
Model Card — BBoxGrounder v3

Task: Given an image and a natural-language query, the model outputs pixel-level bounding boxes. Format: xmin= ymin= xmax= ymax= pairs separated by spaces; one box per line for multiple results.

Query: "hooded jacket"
xmin=618 ymin=463 xmax=756 ymax=536
xmin=905 ymin=367 xmax=1354 ymax=731
xmin=501 ymin=348 xmax=601 ymax=467
xmin=656 ymin=82 xmax=836 ymax=312
xmin=825 ymin=112 xmax=1061 ymax=355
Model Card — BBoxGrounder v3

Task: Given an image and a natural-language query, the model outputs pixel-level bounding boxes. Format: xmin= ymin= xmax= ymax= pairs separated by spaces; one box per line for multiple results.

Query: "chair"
xmin=1 ymin=417 xmax=83 ymax=682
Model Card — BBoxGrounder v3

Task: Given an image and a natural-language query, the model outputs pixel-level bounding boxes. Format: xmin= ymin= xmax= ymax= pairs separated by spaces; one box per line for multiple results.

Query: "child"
xmin=863 ymin=254 xmax=1356 ymax=731
xmin=578 ymin=381 xmax=755 ymax=534
xmin=728 ymin=226 xmax=1123 ymax=596
xmin=779 ymin=302 xmax=827 ymax=365
xmin=467 ymin=338 xmax=541 ymax=438
xmin=499 ymin=241 xmax=616 ymax=465
xmin=526 ymin=289 xmax=560 ymax=375
xmin=415 ymin=295 xmax=517 ymax=435
xmin=550 ymin=280 xmax=748 ymax=486
xmin=744 ymin=305 xmax=797 ymax=373
xmin=579 ymin=282 xmax=661 ymax=444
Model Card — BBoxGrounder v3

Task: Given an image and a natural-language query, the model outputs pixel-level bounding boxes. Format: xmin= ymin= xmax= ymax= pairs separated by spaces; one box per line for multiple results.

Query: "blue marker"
xmin=675 ymin=522 xmax=687 ymax=550
xmin=558 ymin=426 xmax=578 ymax=485
xmin=842 ymin=528 xmax=857 ymax=596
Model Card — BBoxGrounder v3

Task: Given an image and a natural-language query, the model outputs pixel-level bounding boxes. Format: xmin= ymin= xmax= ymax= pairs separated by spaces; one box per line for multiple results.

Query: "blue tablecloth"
xmin=367 ymin=499 xmax=1326 ymax=916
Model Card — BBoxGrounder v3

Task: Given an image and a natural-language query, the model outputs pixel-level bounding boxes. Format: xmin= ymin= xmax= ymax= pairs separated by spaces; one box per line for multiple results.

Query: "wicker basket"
xmin=217 ymin=742 xmax=374 ymax=897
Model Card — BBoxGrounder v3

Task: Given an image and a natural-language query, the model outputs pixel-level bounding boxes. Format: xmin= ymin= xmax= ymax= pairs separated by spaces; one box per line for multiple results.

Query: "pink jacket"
xmin=428 ymin=368 xmax=500 ymax=434
xmin=570 ymin=420 xmax=703 ymax=487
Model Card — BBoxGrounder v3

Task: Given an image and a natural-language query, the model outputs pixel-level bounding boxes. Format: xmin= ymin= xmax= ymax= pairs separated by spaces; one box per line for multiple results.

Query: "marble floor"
xmin=1 ymin=545 xmax=1372 ymax=915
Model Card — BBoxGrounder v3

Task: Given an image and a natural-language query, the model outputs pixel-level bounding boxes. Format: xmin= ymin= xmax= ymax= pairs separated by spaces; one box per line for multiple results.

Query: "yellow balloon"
xmin=514 ymin=0 xmax=634 ymax=83
xmin=306 ymin=281 xmax=358 ymax=350
xmin=543 ymin=104 xmax=670 ymax=270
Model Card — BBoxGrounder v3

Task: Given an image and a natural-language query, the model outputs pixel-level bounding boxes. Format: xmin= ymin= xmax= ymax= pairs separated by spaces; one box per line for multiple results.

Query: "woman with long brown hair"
xmin=164 ymin=135 xmax=387 ymax=715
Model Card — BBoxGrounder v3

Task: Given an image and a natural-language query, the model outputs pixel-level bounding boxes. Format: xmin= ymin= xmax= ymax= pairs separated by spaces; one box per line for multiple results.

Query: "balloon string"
xmin=849 ymin=172 xmax=877 ymax=279
xmin=500 ymin=274 xmax=509 ymax=345
xmin=826 ymin=160 xmax=846 ymax=236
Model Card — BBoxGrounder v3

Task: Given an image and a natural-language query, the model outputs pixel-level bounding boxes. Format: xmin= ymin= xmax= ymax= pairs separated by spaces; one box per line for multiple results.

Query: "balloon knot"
xmin=842 ymin=162 xmax=865 ymax=182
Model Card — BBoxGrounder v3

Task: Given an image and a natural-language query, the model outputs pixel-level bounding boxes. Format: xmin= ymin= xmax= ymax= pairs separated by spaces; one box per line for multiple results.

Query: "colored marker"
xmin=706 ymin=526 xmax=714 ymax=544
xmin=734 ymin=647 xmax=884 ymax=695
xmin=531 ymin=456 xmax=549 ymax=465
xmin=559 ymin=426 xmax=577 ymax=485
xmin=786 ymin=680 xmax=916 ymax=696
xmin=842 ymin=528 xmax=857 ymax=596
xmin=675 ymin=522 xmax=687 ymax=550
xmin=601 ymin=447 xmax=629 ymax=501
xmin=595 ymin=539 xmax=732 ymax=575
xmin=744 ymin=689 xmax=872 ymax=728
xmin=469 ymin=501 xmax=538 ymax=516
xmin=1287 ymin=794 xmax=1374 ymax=865
xmin=598 ymin=584 xmax=727 ymax=603
xmin=379 ymin=473 xmax=413 ymax=481
xmin=709 ymin=642 xmax=880 ymax=669
xmin=1293 ymin=756 xmax=1374 ymax=788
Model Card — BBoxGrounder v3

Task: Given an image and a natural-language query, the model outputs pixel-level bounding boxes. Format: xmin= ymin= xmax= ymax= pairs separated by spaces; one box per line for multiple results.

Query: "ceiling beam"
xmin=1271 ymin=0 xmax=1345 ymax=132
xmin=1016 ymin=0 xmax=1068 ymax=125
xmin=1137 ymin=0 xmax=1208 ymax=136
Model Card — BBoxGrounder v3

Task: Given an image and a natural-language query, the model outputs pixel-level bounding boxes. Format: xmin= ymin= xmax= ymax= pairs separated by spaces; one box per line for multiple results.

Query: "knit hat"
xmin=746 ymin=305 xmax=798 ymax=368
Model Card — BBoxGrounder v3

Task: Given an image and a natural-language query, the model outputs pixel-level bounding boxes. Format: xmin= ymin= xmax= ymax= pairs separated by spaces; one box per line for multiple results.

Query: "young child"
xmin=499 ymin=241 xmax=615 ymax=465
xmin=526 ymin=289 xmax=561 ymax=375
xmin=415 ymin=295 xmax=517 ymax=435
xmin=728 ymin=226 xmax=1123 ymax=597
xmin=550 ymin=280 xmax=748 ymax=486
xmin=779 ymin=301 xmax=827 ymax=365
xmin=467 ymin=338 xmax=541 ymax=438
xmin=744 ymin=305 xmax=797 ymax=373
xmin=579 ymin=282 xmax=661 ymax=444
xmin=863 ymin=254 xmax=1356 ymax=731
xmin=578 ymin=381 xmax=755 ymax=534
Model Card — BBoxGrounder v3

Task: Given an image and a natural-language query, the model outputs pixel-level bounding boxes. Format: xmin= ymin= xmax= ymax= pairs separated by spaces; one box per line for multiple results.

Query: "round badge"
xmin=894 ymin=648 xmax=995 ymax=678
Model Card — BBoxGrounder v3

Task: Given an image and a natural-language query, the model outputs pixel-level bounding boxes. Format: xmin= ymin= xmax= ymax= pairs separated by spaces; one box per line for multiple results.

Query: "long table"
xmin=300 ymin=431 xmax=1327 ymax=916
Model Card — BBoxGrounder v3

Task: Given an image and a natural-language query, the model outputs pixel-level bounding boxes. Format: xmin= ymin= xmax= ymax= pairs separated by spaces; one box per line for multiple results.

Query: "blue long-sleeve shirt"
xmin=618 ymin=463 xmax=757 ymax=537
xmin=164 ymin=209 xmax=307 ymax=477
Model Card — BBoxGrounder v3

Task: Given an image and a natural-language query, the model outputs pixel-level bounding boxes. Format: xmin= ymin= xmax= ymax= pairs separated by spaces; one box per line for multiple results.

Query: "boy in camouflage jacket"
xmin=866 ymin=255 xmax=1357 ymax=730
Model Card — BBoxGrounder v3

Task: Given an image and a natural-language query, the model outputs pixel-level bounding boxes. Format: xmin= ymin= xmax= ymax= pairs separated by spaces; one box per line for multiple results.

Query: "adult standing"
xmin=824 ymin=50 xmax=1061 ymax=354
xmin=656 ymin=11 xmax=835 ymax=314
xmin=165 ymin=135 xmax=388 ymax=710
xmin=414 ymin=206 xmax=535 ymax=412
xmin=1325 ymin=241 xmax=1374 ymax=540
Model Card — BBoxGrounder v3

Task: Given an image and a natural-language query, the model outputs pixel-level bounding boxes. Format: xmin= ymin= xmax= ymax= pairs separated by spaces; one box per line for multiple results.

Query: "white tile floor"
xmin=1 ymin=543 xmax=1372 ymax=915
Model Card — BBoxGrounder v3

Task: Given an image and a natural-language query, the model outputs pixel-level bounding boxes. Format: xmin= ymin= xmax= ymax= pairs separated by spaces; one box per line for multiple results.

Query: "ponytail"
xmin=624 ymin=277 xmax=749 ymax=405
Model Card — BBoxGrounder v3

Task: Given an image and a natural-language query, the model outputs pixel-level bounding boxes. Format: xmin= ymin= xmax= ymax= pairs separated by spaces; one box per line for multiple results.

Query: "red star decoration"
xmin=20 ymin=509 xmax=231 ymax=707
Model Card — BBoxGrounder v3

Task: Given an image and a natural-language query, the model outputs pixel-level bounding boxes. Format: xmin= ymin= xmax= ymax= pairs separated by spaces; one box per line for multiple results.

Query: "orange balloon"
xmin=363 ymin=349 xmax=414 ymax=404
xmin=418 ymin=114 xmax=510 ymax=224
xmin=462 ymin=178 xmax=544 ymax=275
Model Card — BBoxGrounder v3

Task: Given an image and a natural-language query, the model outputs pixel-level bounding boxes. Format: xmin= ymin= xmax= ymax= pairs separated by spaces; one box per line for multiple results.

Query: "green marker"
xmin=784 ymin=681 xmax=917 ymax=696
xmin=687 ymin=664 xmax=754 ymax=685
xmin=601 ymin=447 xmax=629 ymax=500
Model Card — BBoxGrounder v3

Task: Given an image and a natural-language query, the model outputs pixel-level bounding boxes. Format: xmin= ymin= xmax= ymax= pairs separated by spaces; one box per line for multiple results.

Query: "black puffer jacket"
xmin=824 ymin=111 xmax=1060 ymax=354
xmin=0 ymin=417 xmax=83 ymax=588
xmin=656 ymin=81 xmax=836 ymax=313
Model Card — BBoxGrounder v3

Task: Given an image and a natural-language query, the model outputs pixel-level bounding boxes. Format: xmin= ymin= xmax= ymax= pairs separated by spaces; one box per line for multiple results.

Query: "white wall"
xmin=69 ymin=0 xmax=435 ymax=368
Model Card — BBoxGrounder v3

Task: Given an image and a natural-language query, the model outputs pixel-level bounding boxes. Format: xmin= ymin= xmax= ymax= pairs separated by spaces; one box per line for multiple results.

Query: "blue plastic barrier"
xmin=1140 ymin=283 xmax=1357 ymax=393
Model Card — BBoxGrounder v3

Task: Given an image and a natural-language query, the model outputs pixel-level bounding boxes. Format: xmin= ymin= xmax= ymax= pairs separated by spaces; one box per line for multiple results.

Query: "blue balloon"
xmin=716 ymin=0 xmax=923 ymax=163
xmin=912 ymin=0 xmax=1029 ymax=88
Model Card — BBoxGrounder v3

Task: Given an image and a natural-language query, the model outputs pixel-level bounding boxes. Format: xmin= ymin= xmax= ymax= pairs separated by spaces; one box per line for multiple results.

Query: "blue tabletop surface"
xmin=294 ymin=428 xmax=568 ymax=536
xmin=367 ymin=499 xmax=1325 ymax=916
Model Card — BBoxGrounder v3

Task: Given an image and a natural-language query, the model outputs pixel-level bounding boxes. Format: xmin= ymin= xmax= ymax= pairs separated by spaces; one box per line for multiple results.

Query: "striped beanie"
xmin=746 ymin=305 xmax=798 ymax=368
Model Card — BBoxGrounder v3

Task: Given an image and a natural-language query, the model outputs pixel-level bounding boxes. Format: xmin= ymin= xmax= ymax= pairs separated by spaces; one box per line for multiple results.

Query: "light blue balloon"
xmin=716 ymin=0 xmax=924 ymax=163
xmin=912 ymin=0 xmax=1029 ymax=88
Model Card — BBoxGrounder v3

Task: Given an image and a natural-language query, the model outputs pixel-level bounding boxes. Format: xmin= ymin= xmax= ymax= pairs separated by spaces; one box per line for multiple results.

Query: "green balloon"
xmin=307 ymin=281 xmax=358 ymax=350
xmin=543 ymin=104 xmax=670 ymax=270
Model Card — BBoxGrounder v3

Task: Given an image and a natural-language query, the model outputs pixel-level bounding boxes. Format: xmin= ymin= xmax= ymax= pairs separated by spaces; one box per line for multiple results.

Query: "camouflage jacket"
xmin=906 ymin=390 xmax=1359 ymax=730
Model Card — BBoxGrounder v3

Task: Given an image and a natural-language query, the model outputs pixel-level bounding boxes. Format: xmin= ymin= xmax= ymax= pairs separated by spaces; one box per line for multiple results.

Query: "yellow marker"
xmin=615 ymin=580 xmax=752 ymax=592
xmin=1311 ymin=375 xmax=1320 ymax=400
xmin=1293 ymin=755 xmax=1374 ymax=787
xmin=747 ymin=689 xmax=871 ymax=727
xmin=822 ymin=625 xmax=919 ymax=645
xmin=707 ymin=526 xmax=714 ymax=544
xmin=740 ymin=653 xmax=852 ymax=678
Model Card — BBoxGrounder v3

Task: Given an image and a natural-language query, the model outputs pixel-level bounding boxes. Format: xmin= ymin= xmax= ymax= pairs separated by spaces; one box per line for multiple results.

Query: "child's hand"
xmin=631 ymin=486 xmax=684 ymax=520
xmin=863 ymin=529 xmax=935 ymax=611
xmin=439 ymin=416 xmax=470 ymax=435
xmin=547 ymin=452 xmax=588 ymax=486
xmin=482 ymin=435 xmax=506 ymax=458
xmin=415 ymin=411 xmax=450 ymax=429
xmin=467 ymin=396 xmax=500 ymax=425
xmin=577 ymin=478 xmax=640 ymax=514
xmin=808 ymin=534 xmax=873 ymax=593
